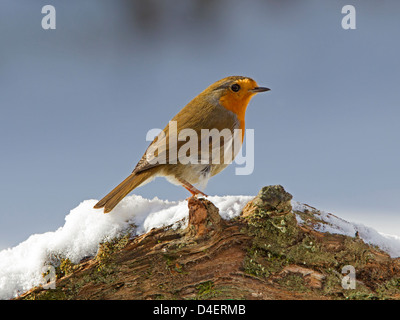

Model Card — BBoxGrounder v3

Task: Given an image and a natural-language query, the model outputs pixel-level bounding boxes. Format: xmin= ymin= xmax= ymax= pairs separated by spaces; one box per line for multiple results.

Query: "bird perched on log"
xmin=94 ymin=76 xmax=270 ymax=213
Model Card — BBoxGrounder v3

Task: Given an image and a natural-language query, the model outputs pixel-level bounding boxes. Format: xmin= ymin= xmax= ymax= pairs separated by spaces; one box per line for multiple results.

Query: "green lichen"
xmin=375 ymin=277 xmax=400 ymax=299
xmin=241 ymin=186 xmax=400 ymax=299
xmin=243 ymin=207 xmax=302 ymax=277
xmin=96 ymin=233 xmax=130 ymax=271
xmin=195 ymin=281 xmax=221 ymax=299
xmin=276 ymin=274 xmax=310 ymax=293
xmin=344 ymin=290 xmax=379 ymax=300
xmin=41 ymin=253 xmax=77 ymax=281
xmin=22 ymin=287 xmax=69 ymax=300
xmin=59 ymin=258 xmax=75 ymax=277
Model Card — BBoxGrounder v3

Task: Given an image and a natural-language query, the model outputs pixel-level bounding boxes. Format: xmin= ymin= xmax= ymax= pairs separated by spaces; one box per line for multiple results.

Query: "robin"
xmin=94 ymin=76 xmax=270 ymax=213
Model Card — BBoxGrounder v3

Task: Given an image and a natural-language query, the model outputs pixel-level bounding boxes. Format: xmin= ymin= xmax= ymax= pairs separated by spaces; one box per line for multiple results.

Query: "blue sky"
xmin=1 ymin=0 xmax=399 ymax=250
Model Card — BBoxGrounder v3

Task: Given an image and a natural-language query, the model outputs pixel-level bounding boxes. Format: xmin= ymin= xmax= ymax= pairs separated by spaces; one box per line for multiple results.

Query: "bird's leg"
xmin=177 ymin=178 xmax=208 ymax=198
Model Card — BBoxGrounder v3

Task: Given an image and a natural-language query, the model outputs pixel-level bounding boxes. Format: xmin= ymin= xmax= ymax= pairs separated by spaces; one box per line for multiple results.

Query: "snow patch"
xmin=0 ymin=194 xmax=252 ymax=300
xmin=292 ymin=200 xmax=400 ymax=258
xmin=1 ymin=195 xmax=399 ymax=300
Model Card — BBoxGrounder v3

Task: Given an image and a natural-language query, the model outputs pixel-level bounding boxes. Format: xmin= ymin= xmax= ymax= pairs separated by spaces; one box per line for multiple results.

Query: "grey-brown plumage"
xmin=94 ymin=76 xmax=269 ymax=213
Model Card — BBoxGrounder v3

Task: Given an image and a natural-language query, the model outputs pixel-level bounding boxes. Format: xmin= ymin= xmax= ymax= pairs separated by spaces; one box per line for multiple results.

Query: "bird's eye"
xmin=231 ymin=84 xmax=240 ymax=92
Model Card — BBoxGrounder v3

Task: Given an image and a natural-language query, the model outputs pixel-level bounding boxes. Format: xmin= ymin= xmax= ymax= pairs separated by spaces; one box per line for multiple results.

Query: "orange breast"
xmin=219 ymin=94 xmax=251 ymax=142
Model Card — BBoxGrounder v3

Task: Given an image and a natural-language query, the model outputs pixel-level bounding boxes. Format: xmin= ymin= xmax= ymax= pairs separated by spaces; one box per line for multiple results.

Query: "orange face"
xmin=218 ymin=78 xmax=270 ymax=138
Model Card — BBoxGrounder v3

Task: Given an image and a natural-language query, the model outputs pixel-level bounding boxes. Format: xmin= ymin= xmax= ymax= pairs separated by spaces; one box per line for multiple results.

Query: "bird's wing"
xmin=132 ymin=123 xmax=200 ymax=174
xmin=132 ymin=102 xmax=239 ymax=174
xmin=132 ymin=130 xmax=170 ymax=174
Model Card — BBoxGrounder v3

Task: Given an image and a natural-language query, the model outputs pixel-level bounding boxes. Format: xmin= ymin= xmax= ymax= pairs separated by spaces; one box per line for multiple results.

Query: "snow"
xmin=1 ymin=195 xmax=400 ymax=300
xmin=292 ymin=200 xmax=400 ymax=259
xmin=0 ymin=194 xmax=252 ymax=300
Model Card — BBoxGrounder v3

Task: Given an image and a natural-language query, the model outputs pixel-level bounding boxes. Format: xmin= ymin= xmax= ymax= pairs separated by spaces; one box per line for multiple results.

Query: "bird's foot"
xmin=185 ymin=191 xmax=208 ymax=201
xmin=178 ymin=178 xmax=208 ymax=200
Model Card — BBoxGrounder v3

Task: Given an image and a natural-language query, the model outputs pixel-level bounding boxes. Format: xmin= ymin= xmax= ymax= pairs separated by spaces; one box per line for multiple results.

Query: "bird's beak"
xmin=250 ymin=87 xmax=271 ymax=93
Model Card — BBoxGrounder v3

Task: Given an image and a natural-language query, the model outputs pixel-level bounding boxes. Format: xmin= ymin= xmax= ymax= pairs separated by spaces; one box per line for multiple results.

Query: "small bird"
xmin=94 ymin=76 xmax=270 ymax=213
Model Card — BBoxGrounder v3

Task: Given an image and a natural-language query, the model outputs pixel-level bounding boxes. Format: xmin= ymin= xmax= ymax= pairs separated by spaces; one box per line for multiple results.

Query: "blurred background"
xmin=1 ymin=0 xmax=399 ymax=250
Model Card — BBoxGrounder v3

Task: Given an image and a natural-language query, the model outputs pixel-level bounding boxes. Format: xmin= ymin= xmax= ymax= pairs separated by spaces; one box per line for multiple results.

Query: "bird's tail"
xmin=94 ymin=170 xmax=154 ymax=213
